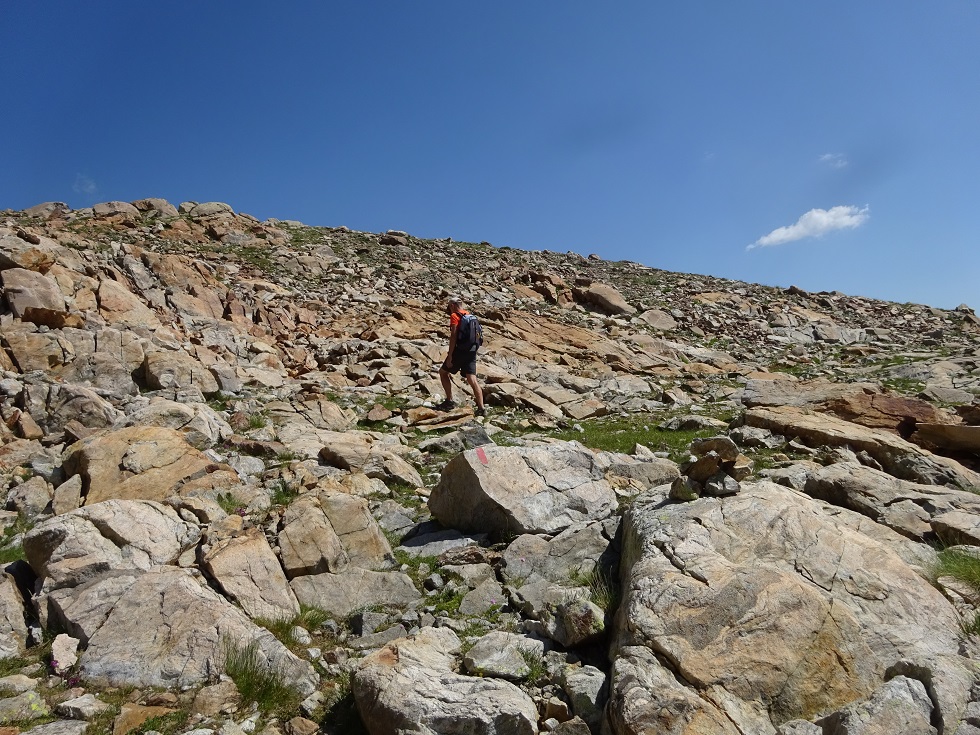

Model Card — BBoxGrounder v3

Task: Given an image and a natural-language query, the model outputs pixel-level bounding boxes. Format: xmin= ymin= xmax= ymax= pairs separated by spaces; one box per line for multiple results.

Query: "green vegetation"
xmin=247 ymin=411 xmax=269 ymax=430
xmin=270 ymin=480 xmax=299 ymax=507
xmin=207 ymin=394 xmax=234 ymax=412
xmin=962 ymin=612 xmax=980 ymax=638
xmin=933 ymin=548 xmax=980 ymax=637
xmin=275 ymin=449 xmax=299 ymax=464
xmin=287 ymin=225 xmax=331 ymax=248
xmin=222 ymin=637 xmax=303 ymax=715
xmin=133 ymin=711 xmax=190 ymax=734
xmin=518 ymin=646 xmax=547 ymax=684
xmin=570 ymin=566 xmax=619 ymax=612
xmin=0 ymin=654 xmax=34 ymax=679
xmin=216 ymin=492 xmax=242 ymax=515
xmin=429 ymin=586 xmax=467 ymax=616
xmin=881 ymin=377 xmax=926 ymax=395
xmin=542 ymin=414 xmax=727 ymax=461
xmin=0 ymin=514 xmax=32 ymax=564
xmin=936 ymin=548 xmax=980 ymax=591
xmin=384 ymin=480 xmax=427 ymax=511
xmin=255 ymin=605 xmax=333 ymax=654
xmin=392 ymin=549 xmax=440 ymax=583
xmin=0 ymin=541 xmax=26 ymax=565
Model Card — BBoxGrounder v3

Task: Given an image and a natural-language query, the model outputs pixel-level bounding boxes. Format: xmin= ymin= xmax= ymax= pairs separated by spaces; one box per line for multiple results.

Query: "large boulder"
xmin=96 ymin=278 xmax=161 ymax=328
xmin=78 ymin=566 xmax=317 ymax=695
xmin=279 ymin=492 xmax=392 ymax=578
xmin=114 ymin=399 xmax=232 ymax=450
xmin=0 ymin=233 xmax=60 ymax=272
xmin=24 ymin=500 xmax=200 ymax=592
xmin=1 ymin=268 xmax=66 ymax=321
xmin=353 ymin=627 xmax=539 ymax=735
xmin=428 ymin=443 xmax=618 ymax=536
xmin=608 ymin=481 xmax=972 ymax=734
xmin=2 ymin=329 xmax=73 ymax=372
xmin=0 ymin=572 xmax=28 ymax=659
xmin=201 ymin=527 xmax=299 ymax=621
xmin=143 ymin=351 xmax=220 ymax=395
xmin=62 ymin=426 xmax=213 ymax=504
xmin=912 ymin=423 xmax=980 ymax=456
xmin=132 ymin=198 xmax=179 ymax=217
xmin=822 ymin=392 xmax=954 ymax=436
xmin=21 ymin=381 xmax=122 ymax=435
xmin=92 ymin=201 xmax=140 ymax=219
xmin=501 ymin=521 xmax=615 ymax=620
xmin=317 ymin=430 xmax=423 ymax=486
xmin=574 ymin=283 xmax=636 ymax=315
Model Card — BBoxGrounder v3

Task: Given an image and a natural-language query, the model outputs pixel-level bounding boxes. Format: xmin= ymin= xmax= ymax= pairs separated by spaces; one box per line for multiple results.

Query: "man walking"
xmin=437 ymin=297 xmax=486 ymax=416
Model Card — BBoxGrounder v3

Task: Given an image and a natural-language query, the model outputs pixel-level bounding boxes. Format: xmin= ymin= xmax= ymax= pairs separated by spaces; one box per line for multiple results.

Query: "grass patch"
xmin=0 ymin=655 xmax=35 ymax=679
xmin=544 ymin=415 xmax=724 ymax=460
xmin=270 ymin=480 xmax=299 ymax=507
xmin=429 ymin=586 xmax=467 ymax=616
xmin=216 ymin=492 xmax=242 ymax=515
xmin=255 ymin=606 xmax=333 ymax=651
xmin=384 ymin=480 xmax=426 ymax=511
xmin=570 ymin=566 xmax=620 ymax=612
xmin=962 ymin=611 xmax=980 ymax=638
xmin=881 ymin=377 xmax=927 ymax=395
xmin=393 ymin=549 xmax=441 ymax=585
xmin=247 ymin=411 xmax=269 ymax=430
xmin=518 ymin=646 xmax=547 ymax=684
xmin=222 ymin=637 xmax=303 ymax=715
xmin=0 ymin=542 xmax=25 ymax=565
xmin=133 ymin=711 xmax=190 ymax=734
xmin=936 ymin=548 xmax=980 ymax=592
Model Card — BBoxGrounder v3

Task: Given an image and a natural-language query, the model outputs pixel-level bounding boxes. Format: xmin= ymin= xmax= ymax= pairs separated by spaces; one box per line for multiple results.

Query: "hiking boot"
xmin=435 ymin=399 xmax=456 ymax=411
xmin=475 ymin=407 xmax=487 ymax=417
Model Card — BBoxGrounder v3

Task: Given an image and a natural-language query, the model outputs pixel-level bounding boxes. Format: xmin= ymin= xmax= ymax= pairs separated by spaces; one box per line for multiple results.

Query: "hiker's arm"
xmin=444 ymin=325 xmax=458 ymax=363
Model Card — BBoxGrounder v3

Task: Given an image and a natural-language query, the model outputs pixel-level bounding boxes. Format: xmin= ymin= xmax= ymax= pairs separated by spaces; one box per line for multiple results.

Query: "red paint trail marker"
xmin=476 ymin=447 xmax=489 ymax=465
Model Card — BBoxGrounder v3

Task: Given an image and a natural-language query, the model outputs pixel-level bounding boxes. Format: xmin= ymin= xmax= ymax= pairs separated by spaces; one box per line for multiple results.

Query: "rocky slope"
xmin=0 ymin=198 xmax=978 ymax=735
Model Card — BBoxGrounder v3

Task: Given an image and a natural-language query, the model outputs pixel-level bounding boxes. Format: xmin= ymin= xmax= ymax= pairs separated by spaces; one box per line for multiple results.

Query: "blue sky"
xmin=3 ymin=2 xmax=978 ymax=310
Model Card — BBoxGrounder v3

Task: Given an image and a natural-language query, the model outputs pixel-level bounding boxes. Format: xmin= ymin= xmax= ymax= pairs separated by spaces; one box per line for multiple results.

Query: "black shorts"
xmin=443 ymin=348 xmax=478 ymax=376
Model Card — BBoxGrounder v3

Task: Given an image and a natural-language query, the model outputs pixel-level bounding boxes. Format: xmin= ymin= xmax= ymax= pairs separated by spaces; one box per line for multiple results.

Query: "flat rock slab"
xmin=463 ymin=630 xmax=545 ymax=680
xmin=744 ymin=405 xmax=980 ymax=489
xmin=804 ymin=462 xmax=980 ymax=542
xmin=201 ymin=526 xmax=300 ymax=621
xmin=290 ymin=568 xmax=420 ymax=618
xmin=913 ymin=423 xmax=980 ymax=455
xmin=741 ymin=379 xmax=879 ymax=408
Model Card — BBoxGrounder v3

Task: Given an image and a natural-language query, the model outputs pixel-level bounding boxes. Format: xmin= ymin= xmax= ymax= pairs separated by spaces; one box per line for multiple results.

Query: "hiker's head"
xmin=445 ymin=297 xmax=464 ymax=314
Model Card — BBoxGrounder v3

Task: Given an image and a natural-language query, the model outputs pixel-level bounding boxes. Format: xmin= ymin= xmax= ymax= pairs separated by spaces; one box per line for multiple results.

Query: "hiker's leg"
xmin=439 ymin=365 xmax=453 ymax=402
xmin=465 ymin=373 xmax=484 ymax=410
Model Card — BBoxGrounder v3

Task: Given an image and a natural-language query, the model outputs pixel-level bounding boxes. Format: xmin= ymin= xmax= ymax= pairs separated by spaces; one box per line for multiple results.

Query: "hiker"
xmin=437 ymin=297 xmax=486 ymax=416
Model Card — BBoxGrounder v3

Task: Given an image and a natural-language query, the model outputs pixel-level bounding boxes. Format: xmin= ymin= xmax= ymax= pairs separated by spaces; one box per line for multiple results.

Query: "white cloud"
xmin=72 ymin=174 xmax=97 ymax=195
xmin=819 ymin=153 xmax=849 ymax=169
xmin=747 ymin=205 xmax=870 ymax=250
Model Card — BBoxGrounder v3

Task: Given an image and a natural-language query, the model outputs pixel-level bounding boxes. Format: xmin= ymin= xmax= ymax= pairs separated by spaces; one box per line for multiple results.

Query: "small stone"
xmin=285 ymin=716 xmax=319 ymax=735
xmin=669 ymin=476 xmax=701 ymax=501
